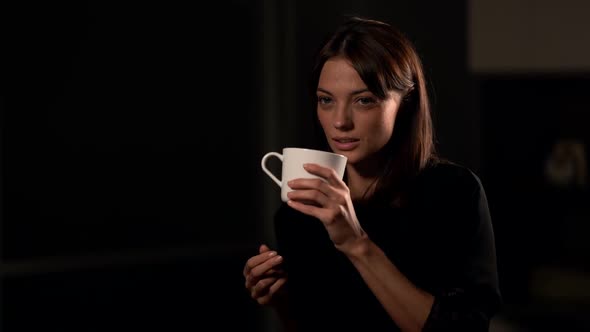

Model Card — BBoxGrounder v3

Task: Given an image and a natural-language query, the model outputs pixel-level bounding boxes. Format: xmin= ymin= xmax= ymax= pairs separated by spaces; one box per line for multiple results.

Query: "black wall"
xmin=4 ymin=1 xmax=267 ymax=331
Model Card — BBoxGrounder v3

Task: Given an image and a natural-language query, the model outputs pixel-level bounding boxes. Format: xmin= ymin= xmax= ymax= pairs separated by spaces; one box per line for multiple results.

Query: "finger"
xmin=257 ymin=277 xmax=287 ymax=305
xmin=288 ymin=199 xmax=342 ymax=225
xmin=251 ymin=276 xmax=277 ymax=298
xmin=243 ymin=250 xmax=278 ymax=276
xmin=244 ymin=244 xmax=274 ymax=276
xmin=303 ymin=163 xmax=344 ymax=187
xmin=257 ymin=294 xmax=272 ymax=306
xmin=268 ymin=277 xmax=287 ymax=296
xmin=247 ymin=266 xmax=284 ymax=288
xmin=287 ymin=189 xmax=329 ymax=207
xmin=245 ymin=264 xmax=285 ymax=289
xmin=263 ymin=267 xmax=285 ymax=277
xmin=259 ymin=244 xmax=271 ymax=254
xmin=288 ymin=178 xmax=338 ymax=198
xmin=249 ymin=254 xmax=283 ymax=279
xmin=287 ymin=199 xmax=324 ymax=219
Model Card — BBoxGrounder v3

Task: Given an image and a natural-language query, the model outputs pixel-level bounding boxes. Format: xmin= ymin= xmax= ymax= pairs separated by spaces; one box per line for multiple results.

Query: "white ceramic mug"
xmin=261 ymin=147 xmax=347 ymax=202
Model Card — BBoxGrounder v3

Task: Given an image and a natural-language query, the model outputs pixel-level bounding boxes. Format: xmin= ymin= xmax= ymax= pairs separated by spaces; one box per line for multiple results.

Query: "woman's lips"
xmin=332 ymin=138 xmax=360 ymax=151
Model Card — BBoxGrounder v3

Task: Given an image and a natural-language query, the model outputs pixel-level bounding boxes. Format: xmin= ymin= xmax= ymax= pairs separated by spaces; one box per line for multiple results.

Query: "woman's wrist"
xmin=337 ymin=234 xmax=373 ymax=260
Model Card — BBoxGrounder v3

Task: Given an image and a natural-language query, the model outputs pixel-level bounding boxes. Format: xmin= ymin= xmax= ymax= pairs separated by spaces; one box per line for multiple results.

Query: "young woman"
xmin=243 ymin=16 xmax=501 ymax=332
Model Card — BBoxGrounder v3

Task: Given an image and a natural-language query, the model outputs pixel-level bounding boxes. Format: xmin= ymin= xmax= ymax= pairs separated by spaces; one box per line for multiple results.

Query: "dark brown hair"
xmin=309 ymin=16 xmax=437 ymax=204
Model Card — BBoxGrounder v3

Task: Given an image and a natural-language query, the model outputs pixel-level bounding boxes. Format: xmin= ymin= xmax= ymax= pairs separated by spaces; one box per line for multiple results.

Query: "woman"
xmin=243 ymin=16 xmax=501 ymax=332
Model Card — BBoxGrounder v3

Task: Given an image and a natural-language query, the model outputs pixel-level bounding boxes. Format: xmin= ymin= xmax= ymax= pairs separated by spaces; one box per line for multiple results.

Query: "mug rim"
xmin=282 ymin=147 xmax=347 ymax=160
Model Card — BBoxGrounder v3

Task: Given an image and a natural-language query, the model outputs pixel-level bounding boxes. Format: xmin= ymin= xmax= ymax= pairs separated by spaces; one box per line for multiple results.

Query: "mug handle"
xmin=261 ymin=152 xmax=282 ymax=188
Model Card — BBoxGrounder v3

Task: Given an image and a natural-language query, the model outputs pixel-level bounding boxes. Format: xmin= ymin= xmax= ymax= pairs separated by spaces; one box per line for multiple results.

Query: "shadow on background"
xmin=4 ymin=0 xmax=267 ymax=331
xmin=479 ymin=74 xmax=590 ymax=331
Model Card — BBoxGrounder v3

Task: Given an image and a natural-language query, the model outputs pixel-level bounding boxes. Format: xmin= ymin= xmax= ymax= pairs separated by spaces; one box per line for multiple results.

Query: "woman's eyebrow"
xmin=317 ymin=87 xmax=370 ymax=95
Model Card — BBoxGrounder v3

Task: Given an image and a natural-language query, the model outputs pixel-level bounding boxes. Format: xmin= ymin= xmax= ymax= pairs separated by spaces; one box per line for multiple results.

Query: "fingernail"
xmin=274 ymin=255 xmax=283 ymax=262
xmin=268 ymin=251 xmax=276 ymax=257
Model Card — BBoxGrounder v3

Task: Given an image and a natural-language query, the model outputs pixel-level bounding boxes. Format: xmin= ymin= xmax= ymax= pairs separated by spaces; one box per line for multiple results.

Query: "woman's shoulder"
xmin=415 ymin=159 xmax=485 ymax=200
xmin=410 ymin=159 xmax=493 ymax=236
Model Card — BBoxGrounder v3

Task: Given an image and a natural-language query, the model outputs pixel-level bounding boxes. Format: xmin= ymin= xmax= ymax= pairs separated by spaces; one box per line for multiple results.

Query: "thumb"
xmin=259 ymin=244 xmax=271 ymax=253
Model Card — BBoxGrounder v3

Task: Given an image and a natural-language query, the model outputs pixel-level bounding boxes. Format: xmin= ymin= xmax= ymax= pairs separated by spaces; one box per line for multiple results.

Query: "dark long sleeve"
xmin=421 ymin=170 xmax=502 ymax=331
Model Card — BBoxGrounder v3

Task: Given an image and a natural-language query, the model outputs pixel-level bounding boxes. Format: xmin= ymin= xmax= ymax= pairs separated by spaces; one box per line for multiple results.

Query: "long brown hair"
xmin=309 ymin=16 xmax=437 ymax=205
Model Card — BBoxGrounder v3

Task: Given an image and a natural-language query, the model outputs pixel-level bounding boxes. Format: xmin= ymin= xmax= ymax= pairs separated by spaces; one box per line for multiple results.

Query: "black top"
xmin=274 ymin=161 xmax=502 ymax=331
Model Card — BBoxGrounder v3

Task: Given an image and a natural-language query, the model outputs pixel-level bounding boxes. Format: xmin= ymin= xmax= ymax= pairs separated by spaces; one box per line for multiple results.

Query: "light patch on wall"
xmin=469 ymin=0 xmax=590 ymax=72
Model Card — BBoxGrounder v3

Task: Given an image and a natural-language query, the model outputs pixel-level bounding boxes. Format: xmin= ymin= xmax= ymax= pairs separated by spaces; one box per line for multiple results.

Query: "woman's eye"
xmin=317 ymin=96 xmax=332 ymax=105
xmin=357 ymin=97 xmax=377 ymax=106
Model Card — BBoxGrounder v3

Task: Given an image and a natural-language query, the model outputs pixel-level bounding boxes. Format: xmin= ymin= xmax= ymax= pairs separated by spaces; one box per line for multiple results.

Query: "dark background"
xmin=2 ymin=1 xmax=589 ymax=331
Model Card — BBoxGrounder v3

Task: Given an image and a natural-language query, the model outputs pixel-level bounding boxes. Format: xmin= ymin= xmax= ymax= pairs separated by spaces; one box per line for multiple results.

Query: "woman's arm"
xmin=344 ymin=238 xmax=434 ymax=332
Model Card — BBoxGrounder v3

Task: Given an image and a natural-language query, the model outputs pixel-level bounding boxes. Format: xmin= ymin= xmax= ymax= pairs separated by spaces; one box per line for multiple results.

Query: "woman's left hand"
xmin=287 ymin=163 xmax=367 ymax=254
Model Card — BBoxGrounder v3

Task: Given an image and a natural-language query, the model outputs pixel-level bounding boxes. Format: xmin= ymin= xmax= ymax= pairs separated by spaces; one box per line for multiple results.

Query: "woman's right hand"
xmin=243 ymin=244 xmax=287 ymax=306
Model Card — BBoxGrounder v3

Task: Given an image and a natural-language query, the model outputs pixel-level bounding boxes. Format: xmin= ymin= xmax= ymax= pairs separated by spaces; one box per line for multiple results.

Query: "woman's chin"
xmin=338 ymin=150 xmax=362 ymax=164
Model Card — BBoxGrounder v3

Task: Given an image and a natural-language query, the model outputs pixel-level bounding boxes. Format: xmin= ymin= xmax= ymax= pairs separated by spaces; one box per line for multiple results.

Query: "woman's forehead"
xmin=318 ymin=58 xmax=367 ymax=92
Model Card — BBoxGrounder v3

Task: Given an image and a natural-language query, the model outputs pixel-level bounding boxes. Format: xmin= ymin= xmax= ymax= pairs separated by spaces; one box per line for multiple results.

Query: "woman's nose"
xmin=333 ymin=106 xmax=353 ymax=130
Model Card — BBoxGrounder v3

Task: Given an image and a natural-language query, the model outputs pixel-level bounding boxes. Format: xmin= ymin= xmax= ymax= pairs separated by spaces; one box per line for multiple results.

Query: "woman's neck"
xmin=345 ymin=163 xmax=382 ymax=201
xmin=344 ymin=150 xmax=390 ymax=201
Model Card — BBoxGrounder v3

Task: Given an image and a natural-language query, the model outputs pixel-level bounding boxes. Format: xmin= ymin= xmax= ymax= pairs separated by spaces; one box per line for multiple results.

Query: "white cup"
xmin=261 ymin=147 xmax=348 ymax=202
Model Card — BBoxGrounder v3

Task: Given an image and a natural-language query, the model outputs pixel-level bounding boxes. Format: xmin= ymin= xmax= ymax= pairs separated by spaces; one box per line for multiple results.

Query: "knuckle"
xmin=263 ymin=277 xmax=276 ymax=289
xmin=329 ymin=208 xmax=340 ymax=220
xmin=257 ymin=280 xmax=268 ymax=290
xmin=336 ymin=196 xmax=347 ymax=206
xmin=330 ymin=169 xmax=338 ymax=178
xmin=253 ymin=265 xmax=268 ymax=277
xmin=313 ymin=191 xmax=322 ymax=201
xmin=322 ymin=210 xmax=336 ymax=224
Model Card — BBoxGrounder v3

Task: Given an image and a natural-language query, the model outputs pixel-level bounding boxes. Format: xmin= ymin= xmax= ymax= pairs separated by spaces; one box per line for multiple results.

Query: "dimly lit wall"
xmin=4 ymin=1 xmax=269 ymax=331
xmin=469 ymin=0 xmax=590 ymax=330
xmin=4 ymin=1 xmax=588 ymax=332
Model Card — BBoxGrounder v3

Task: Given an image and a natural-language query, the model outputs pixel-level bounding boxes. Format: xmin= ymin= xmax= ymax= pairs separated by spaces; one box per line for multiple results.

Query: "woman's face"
xmin=316 ymin=57 xmax=402 ymax=166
